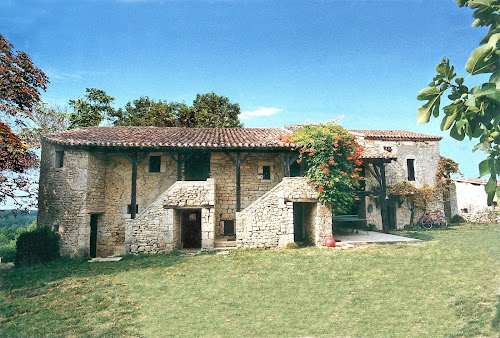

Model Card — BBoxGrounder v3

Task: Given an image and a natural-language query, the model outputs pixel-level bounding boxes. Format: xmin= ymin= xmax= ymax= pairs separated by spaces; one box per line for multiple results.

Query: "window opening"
xmin=149 ymin=156 xmax=161 ymax=172
xmin=127 ymin=204 xmax=139 ymax=214
xmin=55 ymin=150 xmax=64 ymax=168
xmin=262 ymin=165 xmax=271 ymax=180
xmin=407 ymin=159 xmax=415 ymax=181
xmin=223 ymin=220 xmax=235 ymax=236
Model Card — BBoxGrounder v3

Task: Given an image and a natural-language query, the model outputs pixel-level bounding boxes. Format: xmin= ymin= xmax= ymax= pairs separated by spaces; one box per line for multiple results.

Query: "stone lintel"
xmin=284 ymin=198 xmax=318 ymax=203
xmin=163 ymin=205 xmax=212 ymax=209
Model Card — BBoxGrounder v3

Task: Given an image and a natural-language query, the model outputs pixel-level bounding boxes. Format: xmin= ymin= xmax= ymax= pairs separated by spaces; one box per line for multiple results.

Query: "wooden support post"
xmin=225 ymin=151 xmax=250 ymax=212
xmin=278 ymin=153 xmax=299 ymax=177
xmin=121 ymin=150 xmax=148 ymax=219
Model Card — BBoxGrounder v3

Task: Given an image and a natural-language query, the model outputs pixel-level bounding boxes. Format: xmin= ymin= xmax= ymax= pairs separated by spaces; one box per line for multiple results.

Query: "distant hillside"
xmin=0 ymin=210 xmax=37 ymax=229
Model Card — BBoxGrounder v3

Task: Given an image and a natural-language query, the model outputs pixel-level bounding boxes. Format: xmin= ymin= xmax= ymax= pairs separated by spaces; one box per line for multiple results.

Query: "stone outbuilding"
xmin=37 ymin=126 xmax=443 ymax=257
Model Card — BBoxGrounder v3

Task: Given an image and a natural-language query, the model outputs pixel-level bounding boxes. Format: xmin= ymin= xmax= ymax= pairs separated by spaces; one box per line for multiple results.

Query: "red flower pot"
xmin=325 ymin=237 xmax=336 ymax=247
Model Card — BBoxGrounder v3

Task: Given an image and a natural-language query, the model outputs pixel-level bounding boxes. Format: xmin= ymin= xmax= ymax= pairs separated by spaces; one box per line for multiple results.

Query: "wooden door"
xmin=90 ymin=214 xmax=98 ymax=258
xmin=181 ymin=210 xmax=202 ymax=248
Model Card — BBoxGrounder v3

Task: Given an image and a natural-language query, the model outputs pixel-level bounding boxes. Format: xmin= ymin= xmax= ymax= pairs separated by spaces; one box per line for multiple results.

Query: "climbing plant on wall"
xmin=281 ymin=122 xmax=364 ymax=214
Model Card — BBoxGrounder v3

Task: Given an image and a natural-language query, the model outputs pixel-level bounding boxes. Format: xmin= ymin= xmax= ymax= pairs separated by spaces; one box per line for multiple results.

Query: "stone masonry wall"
xmin=210 ymin=152 xmax=284 ymax=236
xmin=236 ymin=177 xmax=332 ymax=248
xmin=362 ymin=139 xmax=443 ymax=229
xmin=126 ymin=179 xmax=216 ymax=253
xmin=38 ymin=141 xmax=106 ymax=257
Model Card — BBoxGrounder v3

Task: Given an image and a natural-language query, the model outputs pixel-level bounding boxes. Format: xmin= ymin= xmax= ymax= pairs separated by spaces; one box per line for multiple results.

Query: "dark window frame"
xmin=149 ymin=156 xmax=161 ymax=173
xmin=55 ymin=150 xmax=64 ymax=168
xmin=262 ymin=165 xmax=271 ymax=180
xmin=223 ymin=220 xmax=235 ymax=236
xmin=407 ymin=159 xmax=415 ymax=181
xmin=127 ymin=204 xmax=139 ymax=214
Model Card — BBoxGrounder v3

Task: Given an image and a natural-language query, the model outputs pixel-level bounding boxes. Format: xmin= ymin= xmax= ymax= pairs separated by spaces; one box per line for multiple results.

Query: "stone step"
xmin=214 ymin=240 xmax=237 ymax=248
xmin=214 ymin=246 xmax=238 ymax=251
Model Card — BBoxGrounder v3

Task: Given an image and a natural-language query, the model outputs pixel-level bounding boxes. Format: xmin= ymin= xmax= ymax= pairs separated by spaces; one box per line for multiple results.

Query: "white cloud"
xmin=240 ymin=107 xmax=281 ymax=120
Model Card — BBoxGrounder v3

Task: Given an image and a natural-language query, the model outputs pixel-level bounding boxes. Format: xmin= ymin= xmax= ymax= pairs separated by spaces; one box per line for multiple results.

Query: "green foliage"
xmin=285 ymin=242 xmax=299 ymax=249
xmin=110 ymin=96 xmax=185 ymax=127
xmin=450 ymin=214 xmax=467 ymax=224
xmin=404 ymin=223 xmax=423 ymax=231
xmin=14 ymin=226 xmax=59 ymax=267
xmin=19 ymin=103 xmax=69 ymax=146
xmin=286 ymin=122 xmax=363 ymax=214
xmin=417 ymin=1 xmax=500 ymax=205
xmin=389 ymin=182 xmax=434 ymax=225
xmin=189 ymin=92 xmax=242 ymax=128
xmin=0 ymin=209 xmax=37 ymax=228
xmin=68 ymin=88 xmax=115 ymax=129
xmin=110 ymin=92 xmax=242 ymax=128
xmin=0 ymin=214 xmax=36 ymax=263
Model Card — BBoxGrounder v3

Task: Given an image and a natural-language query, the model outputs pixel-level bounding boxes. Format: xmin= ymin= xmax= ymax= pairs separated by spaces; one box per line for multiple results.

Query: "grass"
xmin=1 ymin=222 xmax=499 ymax=337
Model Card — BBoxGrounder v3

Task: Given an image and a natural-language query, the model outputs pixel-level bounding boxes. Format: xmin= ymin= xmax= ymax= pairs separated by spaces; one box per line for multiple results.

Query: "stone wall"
xmin=210 ymin=152 xmax=284 ymax=236
xmin=454 ymin=180 xmax=498 ymax=215
xmin=461 ymin=212 xmax=500 ymax=223
xmin=236 ymin=177 xmax=332 ymax=248
xmin=37 ymin=141 xmax=106 ymax=257
xmin=361 ymin=139 xmax=443 ymax=229
xmin=126 ymin=179 xmax=216 ymax=253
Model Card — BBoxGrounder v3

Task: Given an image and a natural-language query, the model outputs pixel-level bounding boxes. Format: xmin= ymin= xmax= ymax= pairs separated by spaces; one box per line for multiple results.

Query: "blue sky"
xmin=0 ymin=0 xmax=491 ymax=179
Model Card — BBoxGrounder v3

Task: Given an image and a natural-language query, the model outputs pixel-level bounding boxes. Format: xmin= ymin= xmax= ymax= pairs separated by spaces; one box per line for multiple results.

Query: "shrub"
xmin=285 ymin=242 xmax=299 ymax=249
xmin=450 ymin=214 xmax=466 ymax=224
xmin=14 ymin=226 xmax=59 ymax=267
xmin=281 ymin=122 xmax=364 ymax=214
xmin=404 ymin=223 xmax=423 ymax=231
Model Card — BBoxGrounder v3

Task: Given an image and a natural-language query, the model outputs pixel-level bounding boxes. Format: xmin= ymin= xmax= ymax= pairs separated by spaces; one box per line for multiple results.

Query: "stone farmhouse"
xmin=453 ymin=178 xmax=499 ymax=222
xmin=38 ymin=126 xmax=443 ymax=258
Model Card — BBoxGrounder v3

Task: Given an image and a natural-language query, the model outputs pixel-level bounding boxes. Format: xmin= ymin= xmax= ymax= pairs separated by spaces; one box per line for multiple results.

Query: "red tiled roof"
xmin=453 ymin=178 xmax=500 ymax=185
xmin=42 ymin=126 xmax=412 ymax=160
xmin=43 ymin=127 xmax=293 ymax=149
xmin=359 ymin=146 xmax=396 ymax=160
xmin=349 ymin=129 xmax=442 ymax=141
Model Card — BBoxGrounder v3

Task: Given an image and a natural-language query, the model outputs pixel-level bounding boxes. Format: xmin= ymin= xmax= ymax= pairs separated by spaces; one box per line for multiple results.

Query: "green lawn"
xmin=1 ymin=223 xmax=499 ymax=337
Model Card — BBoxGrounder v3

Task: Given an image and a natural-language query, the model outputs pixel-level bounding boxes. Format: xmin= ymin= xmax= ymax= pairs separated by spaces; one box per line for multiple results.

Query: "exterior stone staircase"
xmin=214 ymin=236 xmax=237 ymax=251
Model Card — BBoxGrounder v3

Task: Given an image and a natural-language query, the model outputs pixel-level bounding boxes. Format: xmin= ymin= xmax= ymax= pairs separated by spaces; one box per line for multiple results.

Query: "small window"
xmin=127 ymin=204 xmax=139 ymax=214
xmin=149 ymin=156 xmax=161 ymax=173
xmin=262 ymin=166 xmax=271 ymax=180
xmin=384 ymin=146 xmax=392 ymax=153
xmin=223 ymin=220 xmax=235 ymax=236
xmin=407 ymin=159 xmax=415 ymax=181
xmin=55 ymin=150 xmax=64 ymax=168
xmin=461 ymin=208 xmax=468 ymax=214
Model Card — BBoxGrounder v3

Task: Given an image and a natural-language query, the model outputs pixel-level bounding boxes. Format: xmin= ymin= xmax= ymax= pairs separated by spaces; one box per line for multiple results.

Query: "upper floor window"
xmin=262 ymin=165 xmax=271 ymax=180
xmin=55 ymin=150 xmax=64 ymax=168
xmin=407 ymin=159 xmax=415 ymax=181
xmin=149 ymin=156 xmax=161 ymax=173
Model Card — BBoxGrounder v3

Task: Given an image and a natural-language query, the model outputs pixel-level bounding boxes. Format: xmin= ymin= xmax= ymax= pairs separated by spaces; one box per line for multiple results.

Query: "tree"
xmin=282 ymin=122 xmax=364 ymax=215
xmin=68 ymin=88 xmax=115 ymax=129
xmin=417 ymin=0 xmax=500 ymax=205
xmin=189 ymin=92 xmax=242 ymax=128
xmin=19 ymin=103 xmax=70 ymax=146
xmin=109 ymin=97 xmax=185 ymax=127
xmin=388 ymin=182 xmax=434 ymax=225
xmin=0 ymin=35 xmax=48 ymax=210
xmin=110 ymin=92 xmax=243 ymax=128
xmin=435 ymin=157 xmax=461 ymax=205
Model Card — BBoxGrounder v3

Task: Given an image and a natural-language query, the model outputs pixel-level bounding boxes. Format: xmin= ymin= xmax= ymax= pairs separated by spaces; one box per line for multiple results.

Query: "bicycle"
xmin=418 ymin=211 xmax=448 ymax=229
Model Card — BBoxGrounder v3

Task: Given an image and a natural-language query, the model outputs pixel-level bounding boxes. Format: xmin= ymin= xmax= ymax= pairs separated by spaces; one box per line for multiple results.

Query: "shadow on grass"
xmin=0 ymin=251 xmax=187 ymax=292
xmin=493 ymin=296 xmax=500 ymax=334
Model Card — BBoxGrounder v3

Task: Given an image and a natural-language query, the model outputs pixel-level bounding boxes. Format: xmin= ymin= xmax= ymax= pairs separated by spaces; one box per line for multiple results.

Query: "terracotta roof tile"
xmin=349 ymin=129 xmax=442 ymax=141
xmin=42 ymin=126 xmax=429 ymax=161
xmin=453 ymin=178 xmax=500 ymax=185
xmin=43 ymin=127 xmax=293 ymax=149
xmin=359 ymin=146 xmax=396 ymax=160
